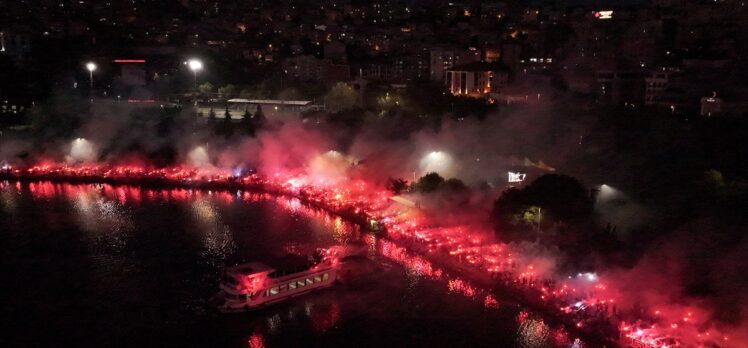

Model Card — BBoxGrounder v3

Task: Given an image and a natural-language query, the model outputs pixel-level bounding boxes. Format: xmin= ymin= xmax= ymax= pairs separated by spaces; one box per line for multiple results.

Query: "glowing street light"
xmin=85 ymin=62 xmax=97 ymax=89
xmin=419 ymin=151 xmax=454 ymax=176
xmin=595 ymin=184 xmax=620 ymax=203
xmin=68 ymin=137 xmax=95 ymax=163
xmin=186 ymin=58 xmax=203 ymax=90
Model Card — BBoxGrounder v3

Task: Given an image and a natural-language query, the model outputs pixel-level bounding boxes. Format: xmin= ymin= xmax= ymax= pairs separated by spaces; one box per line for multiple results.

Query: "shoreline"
xmin=1 ymin=173 xmax=619 ymax=346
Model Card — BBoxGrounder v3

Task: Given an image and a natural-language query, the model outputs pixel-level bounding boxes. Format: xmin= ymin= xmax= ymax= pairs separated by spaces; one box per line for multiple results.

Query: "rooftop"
xmin=227 ymin=99 xmax=313 ymax=106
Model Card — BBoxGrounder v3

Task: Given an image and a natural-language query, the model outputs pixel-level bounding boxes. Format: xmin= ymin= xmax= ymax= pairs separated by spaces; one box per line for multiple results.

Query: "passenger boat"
xmin=213 ymin=248 xmax=343 ymax=313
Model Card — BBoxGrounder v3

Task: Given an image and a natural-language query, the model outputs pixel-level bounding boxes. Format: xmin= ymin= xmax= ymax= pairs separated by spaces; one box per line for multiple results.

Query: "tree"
xmin=387 ymin=178 xmax=409 ymax=194
xmin=702 ymin=169 xmax=726 ymax=196
xmin=198 ymin=82 xmax=215 ymax=94
xmin=207 ymin=108 xmax=217 ymax=123
xmin=325 ymin=82 xmax=358 ymax=113
xmin=443 ymin=178 xmax=467 ymax=192
xmin=237 ymin=104 xmax=267 ymax=135
xmin=239 ymin=88 xmax=255 ymax=99
xmin=493 ymin=188 xmax=526 ymax=220
xmin=297 ymin=81 xmax=327 ymax=99
xmin=522 ymin=206 xmax=543 ymax=232
xmin=218 ymin=84 xmax=237 ymax=98
xmin=414 ymin=172 xmax=445 ymax=193
xmin=277 ymin=88 xmax=302 ymax=100
xmin=29 ymin=88 xmax=89 ymax=137
xmin=239 ymin=81 xmax=274 ymax=99
xmin=241 ymin=108 xmax=255 ymax=135
xmin=523 ymin=174 xmax=593 ymax=222
xmin=219 ymin=107 xmax=234 ymax=137
xmin=377 ymin=92 xmax=404 ymax=110
xmin=254 ymin=104 xmax=266 ymax=125
xmin=493 ymin=174 xmax=593 ymax=230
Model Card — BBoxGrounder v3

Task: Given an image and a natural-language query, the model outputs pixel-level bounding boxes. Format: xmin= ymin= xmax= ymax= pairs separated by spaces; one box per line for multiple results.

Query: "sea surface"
xmin=0 ymin=181 xmax=558 ymax=347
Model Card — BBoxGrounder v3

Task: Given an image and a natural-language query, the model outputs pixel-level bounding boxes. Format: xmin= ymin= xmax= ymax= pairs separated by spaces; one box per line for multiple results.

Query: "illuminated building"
xmin=644 ymin=72 xmax=669 ymax=105
xmin=445 ymin=62 xmax=508 ymax=97
xmin=114 ymin=59 xmax=147 ymax=87
xmin=429 ymin=47 xmax=481 ymax=81
xmin=500 ymin=43 xmax=521 ymax=73
xmin=483 ymin=46 xmax=501 ymax=63
xmin=700 ymin=93 xmax=722 ymax=116
xmin=593 ymin=10 xmax=614 ymax=20
xmin=595 ymin=70 xmax=649 ymax=106
xmin=282 ymin=55 xmax=351 ymax=84
xmin=0 ymin=100 xmax=29 ymax=117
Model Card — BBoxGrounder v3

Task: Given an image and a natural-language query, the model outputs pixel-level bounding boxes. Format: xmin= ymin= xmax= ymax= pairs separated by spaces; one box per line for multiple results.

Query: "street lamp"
xmin=186 ymin=58 xmax=203 ymax=91
xmin=85 ymin=62 xmax=96 ymax=89
xmin=419 ymin=151 xmax=453 ymax=176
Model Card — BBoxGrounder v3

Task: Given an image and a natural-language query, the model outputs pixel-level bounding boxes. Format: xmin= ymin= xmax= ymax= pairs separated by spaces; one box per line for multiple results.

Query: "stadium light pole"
xmin=85 ymin=62 xmax=97 ymax=89
xmin=187 ymin=59 xmax=203 ymax=91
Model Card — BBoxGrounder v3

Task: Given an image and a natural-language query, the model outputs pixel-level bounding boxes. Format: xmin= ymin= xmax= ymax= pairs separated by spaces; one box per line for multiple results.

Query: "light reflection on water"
xmin=0 ymin=181 xmax=561 ymax=347
xmin=26 ymin=181 xmax=137 ymax=252
xmin=517 ymin=314 xmax=553 ymax=348
xmin=190 ymin=197 xmax=237 ymax=267
xmin=247 ymin=332 xmax=265 ymax=348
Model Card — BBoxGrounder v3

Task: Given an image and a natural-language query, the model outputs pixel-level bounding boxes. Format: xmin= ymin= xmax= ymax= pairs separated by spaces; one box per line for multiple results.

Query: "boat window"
xmin=270 ymin=287 xmax=279 ymax=296
xmin=289 ymin=282 xmax=297 ymax=290
xmin=306 ymin=278 xmax=314 ymax=285
xmin=314 ymin=275 xmax=322 ymax=283
xmin=279 ymin=284 xmax=287 ymax=292
xmin=297 ymin=280 xmax=306 ymax=288
xmin=322 ymin=273 xmax=329 ymax=280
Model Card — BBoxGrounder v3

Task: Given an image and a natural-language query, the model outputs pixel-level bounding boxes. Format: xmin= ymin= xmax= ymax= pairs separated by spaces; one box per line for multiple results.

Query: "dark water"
xmin=0 ymin=181 xmax=553 ymax=348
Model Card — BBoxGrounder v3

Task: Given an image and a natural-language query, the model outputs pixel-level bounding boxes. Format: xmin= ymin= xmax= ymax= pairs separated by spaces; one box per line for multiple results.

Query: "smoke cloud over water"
xmin=187 ymin=146 xmax=210 ymax=167
xmin=2 ymin=100 xmax=747 ymax=347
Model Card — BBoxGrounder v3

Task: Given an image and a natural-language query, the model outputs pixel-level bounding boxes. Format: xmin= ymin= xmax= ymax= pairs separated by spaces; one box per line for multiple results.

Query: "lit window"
xmin=297 ymin=280 xmax=306 ymax=288
xmin=306 ymin=278 xmax=314 ymax=285
xmin=323 ymin=273 xmax=329 ymax=280
xmin=289 ymin=282 xmax=297 ymax=290
xmin=314 ymin=275 xmax=323 ymax=282
xmin=269 ymin=287 xmax=279 ymax=295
